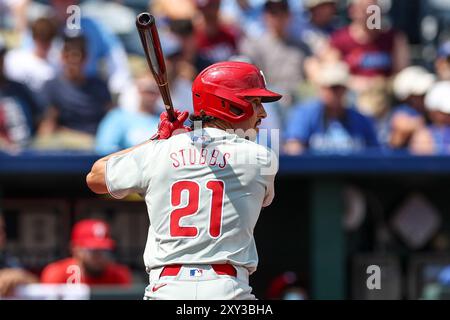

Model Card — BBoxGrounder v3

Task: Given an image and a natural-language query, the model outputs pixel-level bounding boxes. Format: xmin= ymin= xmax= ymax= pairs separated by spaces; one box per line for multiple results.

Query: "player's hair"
xmin=189 ymin=113 xmax=216 ymax=129
xmin=189 ymin=104 xmax=245 ymax=129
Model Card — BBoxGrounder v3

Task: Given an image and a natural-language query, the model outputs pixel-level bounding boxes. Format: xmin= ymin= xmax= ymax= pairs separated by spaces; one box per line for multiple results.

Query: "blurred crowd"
xmin=1 ymin=0 xmax=450 ymax=156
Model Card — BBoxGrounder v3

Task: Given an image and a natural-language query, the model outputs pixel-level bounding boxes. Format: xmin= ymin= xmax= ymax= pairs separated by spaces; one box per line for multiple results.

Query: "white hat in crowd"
xmin=304 ymin=0 xmax=337 ymax=9
xmin=317 ymin=62 xmax=350 ymax=87
xmin=425 ymin=81 xmax=450 ymax=114
xmin=393 ymin=66 xmax=435 ymax=101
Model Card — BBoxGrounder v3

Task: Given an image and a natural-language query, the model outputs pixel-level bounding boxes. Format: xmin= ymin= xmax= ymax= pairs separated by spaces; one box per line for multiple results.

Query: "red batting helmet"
xmin=192 ymin=61 xmax=282 ymax=123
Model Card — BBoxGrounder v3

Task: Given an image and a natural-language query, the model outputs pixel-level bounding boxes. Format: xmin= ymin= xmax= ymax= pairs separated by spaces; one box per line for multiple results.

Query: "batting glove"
xmin=153 ymin=109 xmax=191 ymax=140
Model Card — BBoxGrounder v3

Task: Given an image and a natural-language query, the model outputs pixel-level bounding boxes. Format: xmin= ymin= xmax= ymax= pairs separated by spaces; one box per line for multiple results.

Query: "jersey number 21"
xmin=170 ymin=180 xmax=225 ymax=238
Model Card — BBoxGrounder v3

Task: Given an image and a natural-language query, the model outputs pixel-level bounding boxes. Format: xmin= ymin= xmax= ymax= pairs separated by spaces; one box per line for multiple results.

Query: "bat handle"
xmin=165 ymin=106 xmax=176 ymax=122
xmin=159 ymin=84 xmax=176 ymax=122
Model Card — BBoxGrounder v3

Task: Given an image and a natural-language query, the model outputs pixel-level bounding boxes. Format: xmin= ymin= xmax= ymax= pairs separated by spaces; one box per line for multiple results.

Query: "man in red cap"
xmin=40 ymin=219 xmax=131 ymax=285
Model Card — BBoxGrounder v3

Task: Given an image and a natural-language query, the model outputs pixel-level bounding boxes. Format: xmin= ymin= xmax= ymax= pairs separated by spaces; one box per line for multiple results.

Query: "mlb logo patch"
xmin=191 ymin=135 xmax=212 ymax=146
xmin=190 ymin=268 xmax=203 ymax=277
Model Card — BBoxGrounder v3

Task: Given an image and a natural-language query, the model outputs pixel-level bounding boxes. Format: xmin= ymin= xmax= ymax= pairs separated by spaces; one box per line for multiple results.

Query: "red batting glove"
xmin=153 ymin=110 xmax=191 ymax=140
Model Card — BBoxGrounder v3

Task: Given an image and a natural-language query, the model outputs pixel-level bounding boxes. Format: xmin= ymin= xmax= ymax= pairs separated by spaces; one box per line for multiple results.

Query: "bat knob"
xmin=136 ymin=12 xmax=155 ymax=28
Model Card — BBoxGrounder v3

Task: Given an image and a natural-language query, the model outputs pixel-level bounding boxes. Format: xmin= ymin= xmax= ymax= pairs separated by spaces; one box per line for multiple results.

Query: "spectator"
xmin=295 ymin=0 xmax=339 ymax=56
xmin=4 ymin=17 xmax=57 ymax=97
xmin=220 ymin=0 xmax=266 ymax=37
xmin=328 ymin=0 xmax=410 ymax=79
xmin=0 ymin=37 xmax=41 ymax=152
xmin=320 ymin=0 xmax=410 ymax=117
xmin=151 ymin=0 xmax=197 ymax=21
xmin=410 ymin=82 xmax=450 ymax=155
xmin=435 ymin=41 xmax=450 ymax=81
xmin=95 ymin=74 xmax=160 ymax=155
xmin=194 ymin=0 xmax=239 ymax=63
xmin=36 ymin=33 xmax=112 ymax=150
xmin=0 ymin=212 xmax=39 ymax=297
xmin=0 ymin=0 xmax=29 ymax=33
xmin=54 ymin=0 xmax=132 ymax=96
xmin=240 ymin=0 xmax=305 ymax=107
xmin=21 ymin=0 xmax=132 ymax=97
xmin=120 ymin=33 xmax=193 ymax=116
xmin=41 ymin=219 xmax=131 ymax=286
xmin=388 ymin=66 xmax=435 ymax=149
xmin=284 ymin=62 xmax=379 ymax=155
xmin=169 ymin=18 xmax=213 ymax=77
xmin=159 ymin=33 xmax=195 ymax=114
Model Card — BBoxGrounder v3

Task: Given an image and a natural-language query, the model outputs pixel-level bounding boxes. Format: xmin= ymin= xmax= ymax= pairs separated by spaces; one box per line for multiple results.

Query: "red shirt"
xmin=195 ymin=25 xmax=238 ymax=63
xmin=40 ymin=258 xmax=131 ymax=286
xmin=330 ymin=26 xmax=396 ymax=77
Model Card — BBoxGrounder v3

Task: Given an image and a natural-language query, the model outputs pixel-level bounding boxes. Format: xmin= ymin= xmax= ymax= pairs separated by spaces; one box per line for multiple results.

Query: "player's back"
xmin=142 ymin=127 xmax=276 ymax=274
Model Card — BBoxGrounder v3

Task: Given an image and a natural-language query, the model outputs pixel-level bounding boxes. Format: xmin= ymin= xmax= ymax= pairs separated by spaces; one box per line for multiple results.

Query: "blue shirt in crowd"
xmin=376 ymin=103 xmax=426 ymax=148
xmin=430 ymin=126 xmax=450 ymax=154
xmin=42 ymin=75 xmax=111 ymax=135
xmin=285 ymin=99 xmax=379 ymax=154
xmin=95 ymin=108 xmax=159 ymax=155
xmin=0 ymin=80 xmax=40 ymax=147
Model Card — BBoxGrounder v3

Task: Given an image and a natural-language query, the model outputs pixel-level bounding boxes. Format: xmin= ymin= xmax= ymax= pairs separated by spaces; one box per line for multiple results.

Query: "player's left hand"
xmin=155 ymin=109 xmax=191 ymax=140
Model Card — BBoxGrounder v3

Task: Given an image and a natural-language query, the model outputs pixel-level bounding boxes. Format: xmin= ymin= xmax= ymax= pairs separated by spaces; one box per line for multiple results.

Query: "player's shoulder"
xmin=41 ymin=258 xmax=77 ymax=283
xmin=43 ymin=258 xmax=76 ymax=271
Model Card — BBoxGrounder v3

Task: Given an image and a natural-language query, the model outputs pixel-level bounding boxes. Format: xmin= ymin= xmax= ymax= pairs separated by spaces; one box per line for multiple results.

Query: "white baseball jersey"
xmin=105 ymin=127 xmax=278 ymax=275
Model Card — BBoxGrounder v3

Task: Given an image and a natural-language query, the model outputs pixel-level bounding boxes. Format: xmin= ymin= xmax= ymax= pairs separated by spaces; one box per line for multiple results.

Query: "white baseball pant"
xmin=143 ymin=264 xmax=256 ymax=300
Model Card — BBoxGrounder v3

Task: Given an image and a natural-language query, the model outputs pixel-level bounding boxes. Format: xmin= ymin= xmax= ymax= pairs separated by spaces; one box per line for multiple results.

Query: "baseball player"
xmin=86 ymin=61 xmax=281 ymax=300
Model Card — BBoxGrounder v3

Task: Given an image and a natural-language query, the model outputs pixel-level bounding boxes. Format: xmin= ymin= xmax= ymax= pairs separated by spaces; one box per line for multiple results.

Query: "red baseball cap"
xmin=71 ymin=219 xmax=115 ymax=250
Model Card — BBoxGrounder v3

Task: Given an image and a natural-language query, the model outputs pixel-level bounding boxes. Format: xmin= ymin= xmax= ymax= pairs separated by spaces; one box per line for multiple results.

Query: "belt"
xmin=160 ymin=264 xmax=237 ymax=278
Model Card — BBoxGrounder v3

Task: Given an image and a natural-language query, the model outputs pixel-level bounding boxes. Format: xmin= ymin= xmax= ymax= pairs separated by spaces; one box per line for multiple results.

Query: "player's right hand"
xmin=155 ymin=109 xmax=191 ymax=140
